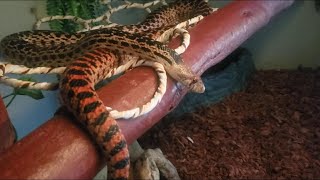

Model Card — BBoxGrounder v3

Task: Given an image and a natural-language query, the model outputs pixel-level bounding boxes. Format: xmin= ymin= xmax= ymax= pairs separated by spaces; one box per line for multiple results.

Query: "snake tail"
xmin=59 ymin=49 xmax=129 ymax=180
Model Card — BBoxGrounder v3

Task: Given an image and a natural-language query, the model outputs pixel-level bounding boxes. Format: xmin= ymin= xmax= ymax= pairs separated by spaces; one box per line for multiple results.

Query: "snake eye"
xmin=188 ymin=78 xmax=197 ymax=88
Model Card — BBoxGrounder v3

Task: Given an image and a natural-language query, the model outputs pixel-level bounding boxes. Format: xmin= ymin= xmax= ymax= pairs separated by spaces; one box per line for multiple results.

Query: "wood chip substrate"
xmin=139 ymin=69 xmax=320 ymax=179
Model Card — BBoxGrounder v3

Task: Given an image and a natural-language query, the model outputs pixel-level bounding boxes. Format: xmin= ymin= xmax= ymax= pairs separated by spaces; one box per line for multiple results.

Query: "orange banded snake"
xmin=0 ymin=0 xmax=215 ymax=179
xmin=0 ymin=17 xmax=205 ymax=119
xmin=0 ymin=1 xmax=217 ymax=119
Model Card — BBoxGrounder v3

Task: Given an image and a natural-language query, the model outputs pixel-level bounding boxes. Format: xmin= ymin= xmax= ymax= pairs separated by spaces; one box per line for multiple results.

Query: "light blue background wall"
xmin=243 ymin=0 xmax=320 ymax=69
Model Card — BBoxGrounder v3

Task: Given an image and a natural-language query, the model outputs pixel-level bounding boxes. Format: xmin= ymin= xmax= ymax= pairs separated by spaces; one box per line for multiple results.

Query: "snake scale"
xmin=0 ymin=0 xmax=212 ymax=179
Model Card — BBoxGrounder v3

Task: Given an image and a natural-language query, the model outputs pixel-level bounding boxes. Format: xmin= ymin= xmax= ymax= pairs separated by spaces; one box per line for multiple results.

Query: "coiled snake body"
xmin=0 ymin=0 xmax=212 ymax=179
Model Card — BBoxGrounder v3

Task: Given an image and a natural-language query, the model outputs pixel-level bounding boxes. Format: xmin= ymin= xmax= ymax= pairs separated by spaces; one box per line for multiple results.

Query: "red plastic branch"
xmin=0 ymin=97 xmax=15 ymax=153
xmin=0 ymin=0 xmax=294 ymax=179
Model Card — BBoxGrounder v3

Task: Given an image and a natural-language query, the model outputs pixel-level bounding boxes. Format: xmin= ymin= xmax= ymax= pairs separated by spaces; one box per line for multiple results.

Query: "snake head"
xmin=166 ymin=63 xmax=205 ymax=93
xmin=184 ymin=74 xmax=205 ymax=93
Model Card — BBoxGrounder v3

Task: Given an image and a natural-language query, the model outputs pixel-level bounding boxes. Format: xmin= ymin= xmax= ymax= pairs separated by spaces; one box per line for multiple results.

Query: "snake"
xmin=0 ymin=0 xmax=212 ymax=179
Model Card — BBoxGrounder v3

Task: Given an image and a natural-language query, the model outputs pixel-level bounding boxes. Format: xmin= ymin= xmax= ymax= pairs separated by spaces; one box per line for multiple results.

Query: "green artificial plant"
xmin=46 ymin=0 xmax=107 ymax=33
